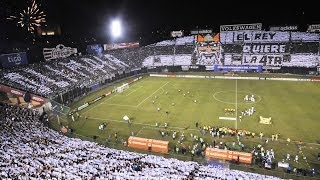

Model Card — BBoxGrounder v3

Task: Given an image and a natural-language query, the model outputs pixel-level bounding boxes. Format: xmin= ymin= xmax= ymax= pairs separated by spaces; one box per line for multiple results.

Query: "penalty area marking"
xmin=100 ymin=84 xmax=167 ymax=108
xmin=212 ymin=90 xmax=261 ymax=105
xmin=136 ymin=81 xmax=170 ymax=107
xmin=81 ymin=94 xmax=117 ymax=115
xmin=135 ymin=126 xmax=146 ymax=137
xmin=125 ymin=85 xmax=143 ymax=96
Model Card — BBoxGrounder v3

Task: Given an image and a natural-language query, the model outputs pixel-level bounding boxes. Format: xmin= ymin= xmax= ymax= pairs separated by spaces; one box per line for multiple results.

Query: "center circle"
xmin=212 ymin=90 xmax=261 ymax=104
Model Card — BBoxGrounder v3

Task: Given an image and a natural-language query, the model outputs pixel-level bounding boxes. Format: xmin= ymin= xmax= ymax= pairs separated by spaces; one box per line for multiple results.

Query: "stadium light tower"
xmin=110 ymin=19 xmax=122 ymax=39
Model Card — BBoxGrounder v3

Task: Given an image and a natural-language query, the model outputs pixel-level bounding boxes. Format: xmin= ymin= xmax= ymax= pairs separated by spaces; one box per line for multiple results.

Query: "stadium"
xmin=1 ymin=1 xmax=320 ymax=179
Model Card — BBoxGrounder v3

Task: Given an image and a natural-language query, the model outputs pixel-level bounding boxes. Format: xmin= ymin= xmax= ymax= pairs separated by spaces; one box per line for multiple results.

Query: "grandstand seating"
xmin=1 ymin=33 xmax=319 ymax=179
xmin=1 ymin=33 xmax=318 ymax=99
xmin=0 ymin=102 xmax=280 ymax=179
xmin=0 ymin=40 xmax=196 ymax=99
xmin=0 ymin=54 xmax=129 ymax=98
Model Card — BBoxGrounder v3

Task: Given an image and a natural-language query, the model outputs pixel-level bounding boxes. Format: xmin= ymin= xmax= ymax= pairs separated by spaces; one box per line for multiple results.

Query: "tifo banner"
xmin=193 ymin=33 xmax=222 ymax=66
xmin=205 ymin=148 xmax=252 ymax=164
xmin=128 ymin=136 xmax=169 ymax=153
xmin=231 ymin=31 xmax=290 ymax=43
xmin=290 ymin=32 xmax=320 ymax=41
xmin=242 ymin=43 xmax=288 ymax=53
xmin=0 ymin=84 xmax=47 ymax=107
xmin=241 ymin=54 xmax=291 ymax=66
xmin=0 ymin=52 xmax=28 ymax=68
xmin=104 ymin=42 xmax=139 ymax=51
xmin=141 ymin=31 xmax=319 ymax=68
xmin=220 ymin=23 xmax=262 ymax=32
xmin=43 ymin=44 xmax=78 ymax=61
xmin=86 ymin=44 xmax=103 ymax=55
xmin=142 ymin=54 xmax=192 ymax=67
xmin=220 ymin=31 xmax=320 ymax=67
xmin=221 ymin=31 xmax=320 ymax=44
xmin=224 ymin=53 xmax=317 ymax=67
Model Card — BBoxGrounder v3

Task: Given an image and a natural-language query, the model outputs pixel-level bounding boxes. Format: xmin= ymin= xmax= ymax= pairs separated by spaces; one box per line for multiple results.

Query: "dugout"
xmin=128 ymin=136 xmax=169 ymax=153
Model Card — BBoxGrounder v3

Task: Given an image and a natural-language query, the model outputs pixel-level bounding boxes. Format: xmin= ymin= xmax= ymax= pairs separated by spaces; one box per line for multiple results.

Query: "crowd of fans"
xmin=1 ymin=32 xmax=319 ymax=99
xmin=0 ymin=54 xmax=129 ymax=98
xmin=0 ymin=41 xmax=196 ymax=99
xmin=0 ymin=102 xmax=280 ymax=179
xmin=106 ymin=44 xmax=195 ymax=68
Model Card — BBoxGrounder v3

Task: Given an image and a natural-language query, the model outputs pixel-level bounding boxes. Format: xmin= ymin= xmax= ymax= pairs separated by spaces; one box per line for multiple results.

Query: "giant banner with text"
xmin=220 ymin=31 xmax=320 ymax=67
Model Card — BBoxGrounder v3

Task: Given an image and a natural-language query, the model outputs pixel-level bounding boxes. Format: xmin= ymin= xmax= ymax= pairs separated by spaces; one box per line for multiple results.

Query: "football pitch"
xmin=68 ymin=75 xmax=320 ymax=169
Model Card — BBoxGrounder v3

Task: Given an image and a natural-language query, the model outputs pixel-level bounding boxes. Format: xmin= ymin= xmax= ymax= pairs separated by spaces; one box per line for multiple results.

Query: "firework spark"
xmin=7 ymin=0 xmax=46 ymax=33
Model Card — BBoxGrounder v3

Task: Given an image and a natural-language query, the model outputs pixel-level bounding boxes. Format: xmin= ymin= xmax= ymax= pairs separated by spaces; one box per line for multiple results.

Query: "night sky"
xmin=1 ymin=0 xmax=319 ymax=45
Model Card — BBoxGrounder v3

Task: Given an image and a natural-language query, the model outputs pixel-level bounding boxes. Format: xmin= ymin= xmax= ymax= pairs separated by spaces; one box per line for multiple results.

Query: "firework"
xmin=7 ymin=0 xmax=46 ymax=33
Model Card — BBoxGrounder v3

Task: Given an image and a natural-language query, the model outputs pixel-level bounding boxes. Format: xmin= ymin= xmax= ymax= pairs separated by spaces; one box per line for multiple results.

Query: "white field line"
xmin=100 ymin=86 xmax=143 ymax=107
xmin=136 ymin=81 xmax=170 ymax=107
xmin=100 ymin=83 xmax=168 ymax=108
xmin=125 ymin=86 xmax=143 ymax=96
xmin=82 ymin=95 xmax=117 ymax=115
xmin=135 ymin=127 xmax=146 ymax=136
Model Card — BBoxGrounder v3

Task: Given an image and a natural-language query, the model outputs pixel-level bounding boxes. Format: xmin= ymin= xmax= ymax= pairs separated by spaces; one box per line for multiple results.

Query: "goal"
xmin=116 ymin=83 xmax=129 ymax=93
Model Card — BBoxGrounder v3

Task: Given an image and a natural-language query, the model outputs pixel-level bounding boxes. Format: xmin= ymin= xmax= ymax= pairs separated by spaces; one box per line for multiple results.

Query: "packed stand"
xmin=107 ymin=36 xmax=195 ymax=68
xmin=0 ymin=54 xmax=130 ymax=98
xmin=0 ymin=36 xmax=197 ymax=98
xmin=0 ymin=102 xmax=280 ymax=179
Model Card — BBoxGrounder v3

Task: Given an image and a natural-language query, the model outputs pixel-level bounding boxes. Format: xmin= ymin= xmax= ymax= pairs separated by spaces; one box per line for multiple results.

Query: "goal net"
xmin=116 ymin=83 xmax=129 ymax=93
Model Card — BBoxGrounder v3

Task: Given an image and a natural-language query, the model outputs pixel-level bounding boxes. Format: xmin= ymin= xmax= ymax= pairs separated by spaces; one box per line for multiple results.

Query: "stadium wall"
xmin=0 ymin=83 xmax=47 ymax=107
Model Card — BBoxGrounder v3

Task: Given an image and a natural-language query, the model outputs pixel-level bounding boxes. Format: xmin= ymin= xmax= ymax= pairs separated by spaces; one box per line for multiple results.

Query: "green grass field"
xmin=68 ymin=75 xmax=320 ymax=171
